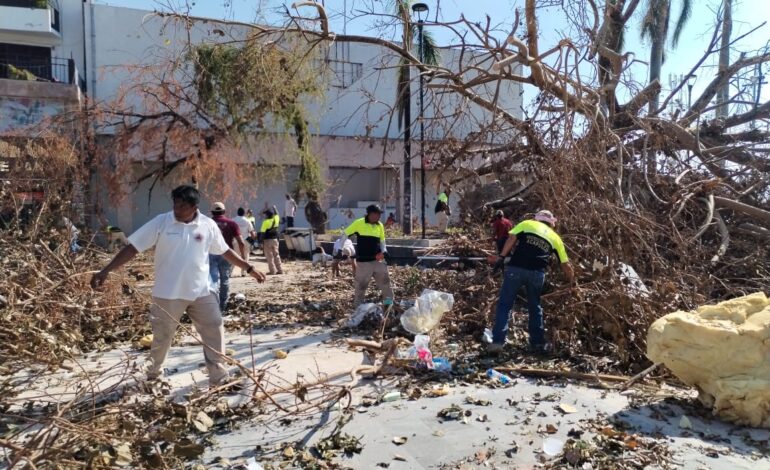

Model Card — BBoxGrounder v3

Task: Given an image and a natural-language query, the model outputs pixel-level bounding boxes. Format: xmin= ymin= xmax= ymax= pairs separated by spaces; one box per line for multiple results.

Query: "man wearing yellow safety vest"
xmin=488 ymin=210 xmax=575 ymax=354
xmin=435 ymin=187 xmax=451 ymax=233
xmin=260 ymin=208 xmax=283 ymax=275
xmin=336 ymin=204 xmax=394 ymax=306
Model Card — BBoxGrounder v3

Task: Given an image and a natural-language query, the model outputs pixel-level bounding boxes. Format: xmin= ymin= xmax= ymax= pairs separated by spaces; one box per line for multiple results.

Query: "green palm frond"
xmin=640 ymin=0 xmax=671 ymax=40
xmin=671 ymin=0 xmax=692 ymax=47
xmin=414 ymin=27 xmax=441 ymax=65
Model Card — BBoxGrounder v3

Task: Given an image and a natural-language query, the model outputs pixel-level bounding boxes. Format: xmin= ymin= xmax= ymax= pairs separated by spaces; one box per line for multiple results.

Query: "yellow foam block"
xmin=647 ymin=292 xmax=770 ymax=427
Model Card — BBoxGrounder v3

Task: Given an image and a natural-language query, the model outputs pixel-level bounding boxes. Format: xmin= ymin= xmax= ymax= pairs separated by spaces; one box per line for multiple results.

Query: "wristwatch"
xmin=246 ymin=265 xmax=254 ymax=274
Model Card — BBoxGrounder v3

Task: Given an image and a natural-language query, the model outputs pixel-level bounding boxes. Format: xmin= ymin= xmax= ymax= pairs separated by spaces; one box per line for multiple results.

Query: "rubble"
xmin=647 ymin=292 xmax=770 ymax=427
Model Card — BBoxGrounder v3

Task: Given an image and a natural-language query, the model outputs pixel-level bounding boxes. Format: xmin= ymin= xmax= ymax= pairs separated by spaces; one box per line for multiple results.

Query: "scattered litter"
xmin=438 ymin=404 xmax=472 ymax=421
xmin=234 ymin=293 xmax=246 ymax=302
xmin=545 ymin=424 xmax=558 ymax=434
xmin=476 ymin=414 xmax=489 ymax=422
xmin=381 ymin=392 xmax=402 ymax=403
xmin=138 ymin=334 xmax=153 ymax=349
xmin=428 ymin=385 xmax=451 ymax=397
xmin=558 ymin=403 xmax=578 ymax=414
xmin=465 ymin=396 xmax=492 ymax=406
xmin=482 ymin=328 xmax=494 ymax=344
xmin=393 ymin=454 xmax=407 ymax=461
xmin=432 ymin=357 xmax=452 ymax=373
xmin=543 ymin=437 xmax=565 ymax=456
xmin=486 ymin=368 xmax=513 ymax=385
xmin=392 ymin=436 xmax=408 ymax=445
xmin=679 ymin=415 xmax=693 ymax=430
xmin=245 ymin=457 xmax=264 ymax=470
xmin=273 ymin=350 xmax=288 ymax=359
xmin=347 ymin=303 xmax=383 ymax=327
xmin=400 ymin=289 xmax=454 ymax=334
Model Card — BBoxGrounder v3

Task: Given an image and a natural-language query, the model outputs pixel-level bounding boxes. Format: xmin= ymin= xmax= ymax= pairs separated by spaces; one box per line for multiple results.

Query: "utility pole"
xmin=413 ymin=2 xmax=428 ymax=239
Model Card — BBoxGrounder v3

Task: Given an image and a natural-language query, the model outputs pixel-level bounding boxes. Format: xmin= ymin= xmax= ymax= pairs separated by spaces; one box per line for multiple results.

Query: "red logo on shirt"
xmin=194 ymin=233 xmax=204 ymax=242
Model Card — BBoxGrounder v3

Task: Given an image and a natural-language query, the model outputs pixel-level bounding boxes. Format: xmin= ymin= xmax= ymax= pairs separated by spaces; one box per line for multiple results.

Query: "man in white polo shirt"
xmin=91 ymin=185 xmax=266 ymax=386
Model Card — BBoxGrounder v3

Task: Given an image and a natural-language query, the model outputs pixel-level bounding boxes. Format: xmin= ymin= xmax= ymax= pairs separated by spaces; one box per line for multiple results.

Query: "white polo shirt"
xmin=127 ymin=211 xmax=229 ymax=301
xmin=233 ymin=215 xmax=254 ymax=236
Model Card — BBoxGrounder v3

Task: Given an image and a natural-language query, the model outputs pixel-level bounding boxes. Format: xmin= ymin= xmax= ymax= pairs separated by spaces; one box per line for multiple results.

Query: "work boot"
xmin=487 ymin=343 xmax=505 ymax=355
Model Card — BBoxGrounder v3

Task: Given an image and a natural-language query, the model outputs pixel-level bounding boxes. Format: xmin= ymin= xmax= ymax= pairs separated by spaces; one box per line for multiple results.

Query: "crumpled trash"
xmin=400 ymin=289 xmax=454 ymax=334
xmin=399 ymin=334 xmax=433 ymax=368
xmin=647 ymin=292 xmax=770 ymax=427
xmin=482 ymin=328 xmax=493 ymax=344
xmin=432 ymin=357 xmax=452 ymax=373
xmin=617 ymin=263 xmax=650 ymax=298
xmin=347 ymin=303 xmax=383 ymax=328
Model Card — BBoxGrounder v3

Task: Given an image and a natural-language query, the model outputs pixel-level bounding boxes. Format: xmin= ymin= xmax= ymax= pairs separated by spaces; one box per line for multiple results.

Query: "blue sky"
xmin=95 ymin=0 xmax=769 ymax=110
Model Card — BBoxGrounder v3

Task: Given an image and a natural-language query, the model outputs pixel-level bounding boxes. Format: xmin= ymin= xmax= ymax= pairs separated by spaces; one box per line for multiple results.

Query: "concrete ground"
xmin=12 ymin=255 xmax=770 ymax=469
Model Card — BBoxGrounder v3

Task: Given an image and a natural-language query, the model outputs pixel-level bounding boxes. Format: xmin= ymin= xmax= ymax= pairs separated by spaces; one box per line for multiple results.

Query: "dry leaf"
xmin=274 ymin=350 xmax=288 ymax=359
xmin=392 ymin=436 xmax=407 ymax=445
xmin=192 ymin=411 xmax=214 ymax=432
xmin=545 ymin=424 xmax=558 ymax=434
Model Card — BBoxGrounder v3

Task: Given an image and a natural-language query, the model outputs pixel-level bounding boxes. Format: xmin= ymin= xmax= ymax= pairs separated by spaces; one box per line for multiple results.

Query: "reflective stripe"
xmin=345 ymin=217 xmax=385 ymax=261
xmin=510 ymin=219 xmax=568 ymax=263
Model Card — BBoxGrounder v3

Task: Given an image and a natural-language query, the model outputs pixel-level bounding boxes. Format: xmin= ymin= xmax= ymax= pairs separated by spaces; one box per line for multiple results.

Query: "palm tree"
xmin=641 ymin=0 xmax=693 ymax=114
xmin=716 ymin=0 xmax=733 ymax=119
xmin=394 ymin=1 xmax=440 ymax=234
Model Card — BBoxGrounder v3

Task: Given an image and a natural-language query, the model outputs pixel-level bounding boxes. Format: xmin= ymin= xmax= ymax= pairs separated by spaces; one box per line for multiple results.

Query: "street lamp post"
xmin=412 ymin=2 xmax=428 ymax=239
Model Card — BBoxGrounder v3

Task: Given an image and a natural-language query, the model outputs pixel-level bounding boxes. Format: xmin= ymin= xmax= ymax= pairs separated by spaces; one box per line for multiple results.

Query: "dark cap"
xmin=366 ymin=204 xmax=383 ymax=214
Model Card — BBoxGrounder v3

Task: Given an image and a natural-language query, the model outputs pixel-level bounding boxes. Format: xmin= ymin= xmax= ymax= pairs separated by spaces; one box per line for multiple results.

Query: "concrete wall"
xmin=0 ymin=78 xmax=80 ymax=132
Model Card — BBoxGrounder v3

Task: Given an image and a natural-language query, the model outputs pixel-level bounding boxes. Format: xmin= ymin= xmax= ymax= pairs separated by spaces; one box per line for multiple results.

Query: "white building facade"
xmin=1 ymin=1 xmax=523 ymax=232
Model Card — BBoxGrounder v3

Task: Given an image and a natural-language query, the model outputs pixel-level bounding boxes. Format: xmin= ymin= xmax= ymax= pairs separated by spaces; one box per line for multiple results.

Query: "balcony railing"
xmin=0 ymin=56 xmax=84 ymax=90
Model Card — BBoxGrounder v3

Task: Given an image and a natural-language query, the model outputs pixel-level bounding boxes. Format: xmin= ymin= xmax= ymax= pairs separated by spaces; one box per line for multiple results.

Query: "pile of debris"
xmin=0 ymin=237 xmax=149 ymax=376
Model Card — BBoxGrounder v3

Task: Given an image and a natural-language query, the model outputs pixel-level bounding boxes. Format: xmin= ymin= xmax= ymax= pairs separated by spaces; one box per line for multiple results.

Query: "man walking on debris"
xmin=234 ymin=207 xmax=257 ymax=257
xmin=337 ymin=204 xmax=393 ymax=305
xmin=490 ymin=210 xmax=513 ymax=254
xmin=488 ymin=209 xmax=574 ymax=354
xmin=90 ymin=185 xmax=266 ymax=385
xmin=210 ymin=202 xmax=247 ymax=309
xmin=260 ymin=207 xmax=283 ymax=275
xmin=435 ymin=187 xmax=452 ymax=234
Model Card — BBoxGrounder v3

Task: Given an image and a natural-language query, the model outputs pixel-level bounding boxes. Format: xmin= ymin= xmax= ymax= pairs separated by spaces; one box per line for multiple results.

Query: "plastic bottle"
xmin=486 ymin=368 xmax=513 ymax=385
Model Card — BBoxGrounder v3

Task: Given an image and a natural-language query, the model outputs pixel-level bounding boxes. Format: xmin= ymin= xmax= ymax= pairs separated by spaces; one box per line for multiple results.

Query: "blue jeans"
xmin=209 ymin=255 xmax=233 ymax=311
xmin=492 ymin=265 xmax=546 ymax=347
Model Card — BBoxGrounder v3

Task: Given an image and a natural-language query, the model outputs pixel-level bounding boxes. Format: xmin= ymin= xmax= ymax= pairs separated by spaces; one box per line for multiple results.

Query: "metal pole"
xmin=402 ymin=63 xmax=412 ymax=235
xmin=418 ymin=20 xmax=426 ymax=239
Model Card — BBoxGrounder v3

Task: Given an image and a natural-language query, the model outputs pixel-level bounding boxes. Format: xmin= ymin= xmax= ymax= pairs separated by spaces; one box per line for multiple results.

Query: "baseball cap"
xmin=534 ymin=209 xmax=557 ymax=226
xmin=366 ymin=204 xmax=383 ymax=214
xmin=212 ymin=202 xmax=226 ymax=212
xmin=495 ymin=210 xmax=504 ymax=217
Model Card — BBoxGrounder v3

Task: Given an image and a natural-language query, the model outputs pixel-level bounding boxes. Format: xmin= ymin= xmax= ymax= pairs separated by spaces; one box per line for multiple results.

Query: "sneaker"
xmin=487 ymin=343 xmax=505 ymax=354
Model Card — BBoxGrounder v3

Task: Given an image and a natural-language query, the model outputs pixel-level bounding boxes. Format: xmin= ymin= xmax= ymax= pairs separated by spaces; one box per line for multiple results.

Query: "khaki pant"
xmin=263 ymin=238 xmax=283 ymax=274
xmin=148 ymin=293 xmax=229 ymax=385
xmin=436 ymin=210 xmax=450 ymax=233
xmin=354 ymin=260 xmax=394 ymax=306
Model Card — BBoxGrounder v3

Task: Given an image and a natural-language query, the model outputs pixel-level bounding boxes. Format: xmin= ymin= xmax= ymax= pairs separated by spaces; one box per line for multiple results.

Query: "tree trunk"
xmin=648 ymin=35 xmax=665 ymax=114
xmin=716 ymin=0 xmax=732 ymax=119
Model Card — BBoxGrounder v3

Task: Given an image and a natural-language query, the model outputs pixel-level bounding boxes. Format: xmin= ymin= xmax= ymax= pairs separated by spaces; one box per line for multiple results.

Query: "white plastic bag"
xmin=347 ymin=303 xmax=383 ymax=327
xmin=400 ymin=289 xmax=454 ymax=334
